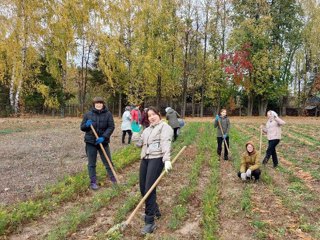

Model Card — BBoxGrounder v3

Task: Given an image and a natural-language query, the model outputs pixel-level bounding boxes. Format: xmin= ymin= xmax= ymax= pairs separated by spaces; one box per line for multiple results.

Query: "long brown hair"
xmin=246 ymin=141 xmax=256 ymax=155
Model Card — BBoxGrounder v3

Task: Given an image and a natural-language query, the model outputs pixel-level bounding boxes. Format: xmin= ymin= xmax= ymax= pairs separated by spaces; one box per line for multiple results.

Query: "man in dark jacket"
xmin=80 ymin=97 xmax=116 ymax=190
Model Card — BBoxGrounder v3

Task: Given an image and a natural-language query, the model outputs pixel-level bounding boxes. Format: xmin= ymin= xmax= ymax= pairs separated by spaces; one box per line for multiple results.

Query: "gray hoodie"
xmin=137 ymin=120 xmax=173 ymax=162
xmin=166 ymin=108 xmax=181 ymax=129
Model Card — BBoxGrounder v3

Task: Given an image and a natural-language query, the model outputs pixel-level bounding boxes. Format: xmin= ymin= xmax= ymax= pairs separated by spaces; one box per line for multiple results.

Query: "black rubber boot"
xmin=262 ymin=157 xmax=269 ymax=165
xmin=141 ymin=222 xmax=156 ymax=235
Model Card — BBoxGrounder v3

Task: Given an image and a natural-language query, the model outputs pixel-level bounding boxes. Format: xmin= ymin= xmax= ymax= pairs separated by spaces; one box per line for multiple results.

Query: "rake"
xmin=106 ymin=146 xmax=187 ymax=235
xmin=217 ymin=119 xmax=232 ymax=160
xmin=90 ymin=125 xmax=120 ymax=183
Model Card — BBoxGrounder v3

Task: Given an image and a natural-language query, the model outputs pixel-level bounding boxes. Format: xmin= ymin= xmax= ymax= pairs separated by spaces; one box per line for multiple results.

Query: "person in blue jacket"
xmin=80 ymin=97 xmax=116 ymax=190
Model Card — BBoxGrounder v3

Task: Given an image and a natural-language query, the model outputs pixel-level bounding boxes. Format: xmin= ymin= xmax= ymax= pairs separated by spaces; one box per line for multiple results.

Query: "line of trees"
xmin=0 ymin=0 xmax=320 ymax=117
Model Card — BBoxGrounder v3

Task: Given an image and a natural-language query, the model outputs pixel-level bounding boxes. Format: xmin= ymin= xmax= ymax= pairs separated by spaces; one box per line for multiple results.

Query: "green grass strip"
xmin=168 ymin=123 xmax=205 ymax=229
xmin=0 ymin=128 xmax=22 ymax=134
xmin=45 ymin=173 xmax=138 ymax=240
xmin=201 ymin=123 xmax=220 ymax=239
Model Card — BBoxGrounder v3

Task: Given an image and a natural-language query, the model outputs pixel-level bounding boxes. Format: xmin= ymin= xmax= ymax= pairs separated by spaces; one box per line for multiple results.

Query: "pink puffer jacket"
xmin=263 ymin=117 xmax=285 ymax=140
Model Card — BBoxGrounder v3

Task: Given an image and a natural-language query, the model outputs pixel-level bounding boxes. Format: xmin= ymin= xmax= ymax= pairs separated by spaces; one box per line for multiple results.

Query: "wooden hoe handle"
xmin=90 ymin=125 xmax=120 ymax=183
xmin=125 ymin=146 xmax=187 ymax=225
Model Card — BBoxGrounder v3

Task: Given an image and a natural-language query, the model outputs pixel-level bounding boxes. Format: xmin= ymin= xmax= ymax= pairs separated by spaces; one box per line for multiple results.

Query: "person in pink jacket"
xmin=260 ymin=110 xmax=285 ymax=168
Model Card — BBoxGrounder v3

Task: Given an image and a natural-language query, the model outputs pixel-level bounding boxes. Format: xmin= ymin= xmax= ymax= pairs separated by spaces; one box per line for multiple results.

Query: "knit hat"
xmin=93 ymin=97 xmax=105 ymax=104
xmin=165 ymin=107 xmax=172 ymax=113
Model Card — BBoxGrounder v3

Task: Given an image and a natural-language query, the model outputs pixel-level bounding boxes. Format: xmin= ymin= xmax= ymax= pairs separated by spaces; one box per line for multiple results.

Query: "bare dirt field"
xmin=0 ymin=117 xmax=124 ymax=206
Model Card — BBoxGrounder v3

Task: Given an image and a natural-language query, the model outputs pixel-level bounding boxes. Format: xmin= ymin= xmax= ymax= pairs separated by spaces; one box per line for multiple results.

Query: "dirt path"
xmin=154 ymin=149 xmax=213 ymax=239
xmin=121 ymin=146 xmax=198 ymax=239
xmin=217 ymin=160 xmax=255 ymax=240
xmin=250 ymin=182 xmax=313 ymax=239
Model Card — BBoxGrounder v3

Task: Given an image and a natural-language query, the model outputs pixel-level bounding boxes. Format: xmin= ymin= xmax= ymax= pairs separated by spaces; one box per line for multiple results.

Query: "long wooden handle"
xmin=90 ymin=125 xmax=120 ymax=183
xmin=259 ymin=128 xmax=262 ymax=152
xmin=125 ymin=146 xmax=187 ymax=225
xmin=218 ymin=119 xmax=231 ymax=154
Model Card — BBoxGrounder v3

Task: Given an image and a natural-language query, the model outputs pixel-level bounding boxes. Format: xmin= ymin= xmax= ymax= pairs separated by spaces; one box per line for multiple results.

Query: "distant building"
xmin=305 ymin=96 xmax=320 ymax=116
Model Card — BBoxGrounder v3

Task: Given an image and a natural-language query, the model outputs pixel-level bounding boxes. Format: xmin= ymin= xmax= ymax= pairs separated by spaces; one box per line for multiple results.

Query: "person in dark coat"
xmin=80 ymin=97 xmax=116 ymax=190
xmin=141 ymin=107 xmax=150 ymax=129
xmin=165 ymin=107 xmax=181 ymax=141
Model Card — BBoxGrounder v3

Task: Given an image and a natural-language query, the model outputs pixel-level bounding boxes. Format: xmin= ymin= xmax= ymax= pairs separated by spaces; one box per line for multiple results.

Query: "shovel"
xmin=90 ymin=125 xmax=120 ymax=183
xmin=217 ymin=119 xmax=232 ymax=160
xmin=106 ymin=146 xmax=187 ymax=235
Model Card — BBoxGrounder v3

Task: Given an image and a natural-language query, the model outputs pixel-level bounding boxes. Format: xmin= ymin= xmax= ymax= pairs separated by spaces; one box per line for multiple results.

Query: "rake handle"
xmin=217 ymin=119 xmax=231 ymax=155
xmin=259 ymin=127 xmax=262 ymax=152
xmin=125 ymin=146 xmax=187 ymax=225
xmin=90 ymin=125 xmax=120 ymax=183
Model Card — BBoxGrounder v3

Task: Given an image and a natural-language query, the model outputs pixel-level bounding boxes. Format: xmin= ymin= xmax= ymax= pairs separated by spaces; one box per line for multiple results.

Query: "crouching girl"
xmin=238 ymin=141 xmax=261 ymax=181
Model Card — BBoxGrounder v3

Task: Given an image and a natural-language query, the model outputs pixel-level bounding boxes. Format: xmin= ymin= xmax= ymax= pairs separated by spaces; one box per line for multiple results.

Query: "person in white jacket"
xmin=136 ymin=106 xmax=173 ymax=235
xmin=260 ymin=110 xmax=285 ymax=168
xmin=121 ymin=106 xmax=132 ymax=144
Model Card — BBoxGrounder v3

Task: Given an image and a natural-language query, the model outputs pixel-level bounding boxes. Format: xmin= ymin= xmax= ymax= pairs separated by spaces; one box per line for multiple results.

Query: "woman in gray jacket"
xmin=165 ymin=107 xmax=181 ymax=141
xmin=214 ymin=108 xmax=230 ymax=160
xmin=261 ymin=110 xmax=285 ymax=168
xmin=137 ymin=106 xmax=173 ymax=235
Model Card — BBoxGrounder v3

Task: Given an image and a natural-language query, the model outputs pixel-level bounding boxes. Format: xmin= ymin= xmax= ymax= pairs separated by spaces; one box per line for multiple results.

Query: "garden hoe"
xmin=217 ymin=119 xmax=232 ymax=161
xmin=90 ymin=125 xmax=120 ymax=183
xmin=106 ymin=146 xmax=187 ymax=236
xmin=259 ymin=127 xmax=262 ymax=153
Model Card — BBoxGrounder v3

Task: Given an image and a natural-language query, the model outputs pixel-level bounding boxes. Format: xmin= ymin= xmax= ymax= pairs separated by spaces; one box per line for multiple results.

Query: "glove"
xmin=95 ymin=137 xmax=105 ymax=145
xmin=223 ymin=134 xmax=227 ymax=139
xmin=136 ymin=139 xmax=143 ymax=148
xmin=85 ymin=119 xmax=93 ymax=127
xmin=215 ymin=115 xmax=220 ymax=121
xmin=164 ymin=161 xmax=172 ymax=173
xmin=246 ymin=169 xmax=252 ymax=178
xmin=241 ymin=173 xmax=247 ymax=181
xmin=270 ymin=110 xmax=278 ymax=118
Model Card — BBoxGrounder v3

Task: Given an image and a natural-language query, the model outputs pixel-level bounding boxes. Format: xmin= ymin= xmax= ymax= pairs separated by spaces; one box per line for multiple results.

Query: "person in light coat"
xmin=261 ymin=110 xmax=285 ymax=168
xmin=136 ymin=106 xmax=173 ymax=235
xmin=121 ymin=106 xmax=132 ymax=144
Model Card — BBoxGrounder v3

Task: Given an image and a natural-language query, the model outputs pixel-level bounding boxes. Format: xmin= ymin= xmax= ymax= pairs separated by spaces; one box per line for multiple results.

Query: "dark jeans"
xmin=173 ymin=127 xmax=180 ymax=141
xmin=237 ymin=169 xmax=261 ymax=180
xmin=86 ymin=142 xmax=114 ymax=179
xmin=139 ymin=157 xmax=164 ymax=224
xmin=217 ymin=136 xmax=229 ymax=160
xmin=264 ymin=139 xmax=280 ymax=167
xmin=122 ymin=130 xmax=132 ymax=144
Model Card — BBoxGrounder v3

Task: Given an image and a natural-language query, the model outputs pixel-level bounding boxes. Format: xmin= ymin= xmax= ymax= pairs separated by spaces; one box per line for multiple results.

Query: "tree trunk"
xmin=156 ymin=74 xmax=161 ymax=109
xmin=281 ymin=95 xmax=288 ymax=116
xmin=257 ymin=96 xmax=268 ymax=116
xmin=182 ymin=30 xmax=189 ymax=118
xmin=247 ymin=93 xmax=254 ymax=116
xmin=118 ymin=92 xmax=122 ymax=118
xmin=191 ymin=88 xmax=195 ymax=117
